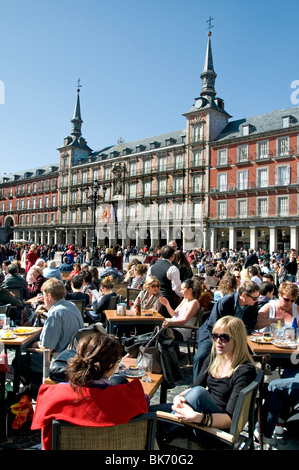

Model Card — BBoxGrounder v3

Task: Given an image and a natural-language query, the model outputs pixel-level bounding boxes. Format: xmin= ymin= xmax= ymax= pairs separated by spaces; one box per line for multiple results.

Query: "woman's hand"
xmin=159 ymin=296 xmax=169 ymax=307
xmin=172 ymin=402 xmax=201 ymax=423
xmin=172 ymin=393 xmax=187 ymax=409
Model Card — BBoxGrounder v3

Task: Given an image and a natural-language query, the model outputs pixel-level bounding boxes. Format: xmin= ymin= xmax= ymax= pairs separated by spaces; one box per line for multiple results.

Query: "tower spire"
xmin=71 ymin=79 xmax=83 ymax=137
xmin=200 ymin=19 xmax=217 ymax=98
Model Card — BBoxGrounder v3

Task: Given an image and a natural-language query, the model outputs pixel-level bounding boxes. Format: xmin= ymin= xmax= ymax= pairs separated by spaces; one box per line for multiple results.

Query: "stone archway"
xmin=4 ymin=216 xmax=15 ymax=243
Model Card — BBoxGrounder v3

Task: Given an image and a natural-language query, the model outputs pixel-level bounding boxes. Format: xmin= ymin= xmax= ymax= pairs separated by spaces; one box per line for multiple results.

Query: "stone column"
xmin=229 ymin=227 xmax=236 ymax=250
xmin=269 ymin=227 xmax=277 ymax=254
xmin=250 ymin=226 xmax=257 ymax=250
xmin=290 ymin=226 xmax=298 ymax=252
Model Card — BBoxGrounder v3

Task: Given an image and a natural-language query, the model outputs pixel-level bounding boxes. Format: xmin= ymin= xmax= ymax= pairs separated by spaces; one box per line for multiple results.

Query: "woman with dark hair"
xmin=159 ymin=278 xmax=201 ymax=341
xmin=213 ymin=273 xmax=238 ymax=302
xmin=31 ymin=333 xmax=148 ymax=450
xmin=174 ymin=250 xmax=193 ymax=282
xmin=86 ymin=276 xmax=117 ymax=324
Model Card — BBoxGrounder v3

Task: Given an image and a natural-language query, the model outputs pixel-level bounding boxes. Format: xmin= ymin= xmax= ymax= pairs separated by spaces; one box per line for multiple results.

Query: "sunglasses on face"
xmin=282 ymin=297 xmax=295 ymax=302
xmin=150 ymin=284 xmax=159 ymax=288
xmin=212 ymin=333 xmax=232 ymax=343
xmin=247 ymin=294 xmax=259 ymax=301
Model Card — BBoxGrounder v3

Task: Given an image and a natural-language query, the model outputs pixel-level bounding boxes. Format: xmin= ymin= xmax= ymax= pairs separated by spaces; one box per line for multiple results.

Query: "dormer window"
xmin=136 ymin=145 xmax=146 ymax=153
xmin=242 ymin=125 xmax=250 ymax=136
xmin=150 ymin=141 xmax=160 ymax=149
xmin=165 ymin=138 xmax=176 ymax=146
xmin=282 ymin=116 xmax=292 ymax=128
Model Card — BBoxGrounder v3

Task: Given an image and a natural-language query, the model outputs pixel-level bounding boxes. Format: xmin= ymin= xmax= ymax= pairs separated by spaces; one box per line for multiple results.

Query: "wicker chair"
xmin=51 ymin=412 xmax=157 ymax=450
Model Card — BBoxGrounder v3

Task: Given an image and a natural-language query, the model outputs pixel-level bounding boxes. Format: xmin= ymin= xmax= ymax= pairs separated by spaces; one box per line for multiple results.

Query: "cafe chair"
xmin=67 ymin=322 xmax=106 ymax=350
xmin=171 ymin=308 xmax=210 ymax=365
xmin=8 ymin=288 xmax=24 ymax=302
xmin=157 ymin=368 xmax=264 ymax=450
xmin=0 ymin=304 xmax=11 ymax=315
xmin=51 ymin=412 xmax=157 ymax=450
xmin=126 ymin=287 xmax=142 ymax=308
xmin=70 ymin=299 xmax=87 ymax=319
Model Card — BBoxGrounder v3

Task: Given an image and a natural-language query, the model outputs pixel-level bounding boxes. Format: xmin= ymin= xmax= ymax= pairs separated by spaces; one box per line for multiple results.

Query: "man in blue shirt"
xmin=43 ymin=260 xmax=63 ymax=281
xmin=193 ymin=280 xmax=260 ymax=380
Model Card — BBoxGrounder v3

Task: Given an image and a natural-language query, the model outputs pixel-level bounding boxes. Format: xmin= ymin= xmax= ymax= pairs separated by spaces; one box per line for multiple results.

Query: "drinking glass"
xmin=142 ymin=357 xmax=153 ymax=383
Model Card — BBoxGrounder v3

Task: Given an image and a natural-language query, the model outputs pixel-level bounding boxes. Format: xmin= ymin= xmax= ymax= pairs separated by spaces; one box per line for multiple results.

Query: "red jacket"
xmin=25 ymin=250 xmax=39 ymax=273
xmin=31 ymin=380 xmax=148 ymax=450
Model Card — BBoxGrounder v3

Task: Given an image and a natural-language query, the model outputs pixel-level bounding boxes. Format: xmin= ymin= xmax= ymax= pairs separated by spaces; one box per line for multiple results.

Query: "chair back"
xmin=70 ymin=299 xmax=86 ymax=318
xmin=108 ymin=294 xmax=123 ymax=310
xmin=68 ymin=322 xmax=106 ymax=350
xmin=52 ymin=412 xmax=157 ymax=450
xmin=61 ymin=271 xmax=72 ymax=280
xmin=126 ymin=287 xmax=142 ymax=307
xmin=8 ymin=288 xmax=23 ymax=302
xmin=229 ymin=368 xmax=264 ymax=441
xmin=0 ymin=303 xmax=11 ymax=315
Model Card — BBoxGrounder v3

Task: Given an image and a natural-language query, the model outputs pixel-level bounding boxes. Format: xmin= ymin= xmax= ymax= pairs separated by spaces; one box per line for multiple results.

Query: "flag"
xmin=103 ymin=207 xmax=108 ymax=221
xmin=106 ymin=208 xmax=111 ymax=225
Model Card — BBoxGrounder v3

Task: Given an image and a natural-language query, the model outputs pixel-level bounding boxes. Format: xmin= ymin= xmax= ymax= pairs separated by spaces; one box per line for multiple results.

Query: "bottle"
xmin=292 ymin=317 xmax=298 ymax=338
xmin=136 ymin=297 xmax=141 ymax=316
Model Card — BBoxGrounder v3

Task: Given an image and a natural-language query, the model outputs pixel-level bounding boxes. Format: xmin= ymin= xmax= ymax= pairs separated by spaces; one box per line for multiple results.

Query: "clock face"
xmin=195 ymin=99 xmax=202 ymax=109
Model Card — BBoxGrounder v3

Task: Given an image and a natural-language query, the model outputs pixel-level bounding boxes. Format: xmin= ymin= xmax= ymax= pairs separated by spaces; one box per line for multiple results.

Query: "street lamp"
xmin=86 ymin=180 xmax=107 ymax=249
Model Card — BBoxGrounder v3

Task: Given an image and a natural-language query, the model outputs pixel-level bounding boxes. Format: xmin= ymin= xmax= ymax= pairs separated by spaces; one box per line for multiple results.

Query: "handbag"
xmin=48 ymin=349 xmax=76 ymax=382
xmin=136 ymin=327 xmax=162 ymax=374
xmin=124 ymin=327 xmax=160 ymax=357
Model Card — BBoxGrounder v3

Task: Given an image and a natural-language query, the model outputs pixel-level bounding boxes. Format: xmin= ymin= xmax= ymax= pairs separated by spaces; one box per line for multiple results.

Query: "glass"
xmin=142 ymin=357 xmax=152 ymax=383
xmin=247 ymin=294 xmax=259 ymax=301
xmin=282 ymin=297 xmax=295 ymax=303
xmin=284 ymin=328 xmax=295 ymax=342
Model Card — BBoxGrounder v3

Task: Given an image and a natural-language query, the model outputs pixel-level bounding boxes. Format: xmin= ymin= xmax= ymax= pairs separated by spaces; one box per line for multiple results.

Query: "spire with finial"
xmin=71 ymin=78 xmax=83 ymax=137
xmin=200 ymin=17 xmax=217 ymax=98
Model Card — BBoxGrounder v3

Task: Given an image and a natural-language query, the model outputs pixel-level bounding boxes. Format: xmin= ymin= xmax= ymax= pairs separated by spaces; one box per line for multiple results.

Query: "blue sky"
xmin=0 ymin=0 xmax=299 ymax=175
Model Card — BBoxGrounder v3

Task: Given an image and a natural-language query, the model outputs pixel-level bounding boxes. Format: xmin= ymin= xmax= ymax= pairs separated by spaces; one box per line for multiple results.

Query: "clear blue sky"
xmin=1 ymin=0 xmax=299 ymax=175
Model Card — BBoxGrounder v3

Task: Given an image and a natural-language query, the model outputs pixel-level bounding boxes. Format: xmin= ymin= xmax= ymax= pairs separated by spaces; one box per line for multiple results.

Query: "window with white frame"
xmin=237 ymin=170 xmax=248 ymax=190
xmin=159 ymin=179 xmax=167 ymax=195
xmin=175 ymin=177 xmax=183 ymax=194
xmin=20 ymin=199 xmax=24 ymax=209
xmin=37 ymin=214 xmax=42 ymax=224
xmin=275 ymin=165 xmax=290 ymax=186
xmin=26 ymin=215 xmax=30 ymax=224
xmin=192 ymin=174 xmax=202 ymax=193
xmin=50 ymin=213 xmax=55 ymax=223
xmin=16 ymin=200 xmax=19 ymax=210
xmin=159 ymin=203 xmax=167 ymax=220
xmin=257 ymin=167 xmax=268 ymax=188
xmin=193 ymin=201 xmax=202 ymax=219
xmin=93 ymin=169 xmax=99 ymax=181
xmin=175 ymin=154 xmax=184 ymax=169
xmin=51 ymin=179 xmax=57 ymax=190
xmin=61 ymin=175 xmax=67 ymax=187
xmin=218 ymin=149 xmax=228 ymax=166
xmin=217 ymin=201 xmax=227 ymax=218
xmin=277 ymin=196 xmax=289 ymax=216
xmin=32 ymin=182 xmax=37 ymax=193
xmin=72 ymin=172 xmax=77 ymax=185
xmin=1 ymin=202 xmax=4 ymax=212
xmin=257 ymin=140 xmax=269 ymax=159
xmin=129 ymin=204 xmax=136 ymax=220
xmin=8 ymin=201 xmax=12 ymax=211
xmin=144 ymin=159 xmax=151 ymax=174
xmin=277 ymin=136 xmax=289 ymax=156
xmin=237 ymin=199 xmax=248 ymax=217
xmin=19 ymin=215 xmax=24 ymax=224
xmin=218 ymin=173 xmax=227 ymax=192
xmin=130 ymin=162 xmax=137 ymax=176
xmin=104 ymin=167 xmax=111 ymax=180
xmin=173 ymin=202 xmax=182 ymax=219
xmin=51 ymin=195 xmax=56 ymax=207
xmin=61 ymin=193 xmax=67 ymax=206
xmin=26 ymin=199 xmax=30 ymax=209
xmin=71 ymin=210 xmax=77 ymax=223
xmin=43 ymin=213 xmax=48 ymax=224
xmin=71 ymin=192 xmax=77 ymax=204
xmin=192 ymin=123 xmax=204 ymax=142
xmin=32 ymin=198 xmax=36 ymax=209
xmin=143 ymin=204 xmax=150 ymax=221
xmin=144 ymin=180 xmax=151 ymax=197
xmin=129 ymin=183 xmax=136 ymax=198
xmin=237 ymin=144 xmax=249 ymax=163
xmin=82 ymin=171 xmax=88 ymax=184
xmin=81 ymin=209 xmax=87 ymax=223
xmin=257 ymin=198 xmax=268 ymax=217
xmin=192 ymin=150 xmax=203 ymax=166
xmin=32 ymin=214 xmax=36 ymax=224
xmin=158 ymin=156 xmax=167 ymax=172
xmin=44 ymin=180 xmax=50 ymax=191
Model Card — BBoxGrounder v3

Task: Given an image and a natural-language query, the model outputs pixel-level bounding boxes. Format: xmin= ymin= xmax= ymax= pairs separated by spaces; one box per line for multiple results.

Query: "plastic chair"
xmin=70 ymin=300 xmax=87 ymax=318
xmin=0 ymin=304 xmax=11 ymax=315
xmin=51 ymin=412 xmax=157 ymax=450
xmin=157 ymin=368 xmax=264 ymax=450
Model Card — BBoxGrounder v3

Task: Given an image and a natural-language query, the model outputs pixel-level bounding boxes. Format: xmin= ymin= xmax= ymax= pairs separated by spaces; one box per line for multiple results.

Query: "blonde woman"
xmin=134 ymin=276 xmax=162 ymax=312
xmin=158 ymin=316 xmax=256 ymax=430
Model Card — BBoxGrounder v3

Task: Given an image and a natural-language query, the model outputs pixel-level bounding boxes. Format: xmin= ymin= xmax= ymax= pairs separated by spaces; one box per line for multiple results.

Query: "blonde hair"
xmin=143 ymin=275 xmax=160 ymax=290
xmin=208 ymin=316 xmax=255 ymax=378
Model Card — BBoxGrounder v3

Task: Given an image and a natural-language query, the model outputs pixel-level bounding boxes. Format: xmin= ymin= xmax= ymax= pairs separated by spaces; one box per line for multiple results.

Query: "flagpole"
xmin=86 ymin=180 xmax=107 ymax=249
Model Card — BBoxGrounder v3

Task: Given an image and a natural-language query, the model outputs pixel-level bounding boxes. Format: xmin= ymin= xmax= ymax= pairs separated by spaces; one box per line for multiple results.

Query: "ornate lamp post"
xmin=86 ymin=180 xmax=107 ymax=249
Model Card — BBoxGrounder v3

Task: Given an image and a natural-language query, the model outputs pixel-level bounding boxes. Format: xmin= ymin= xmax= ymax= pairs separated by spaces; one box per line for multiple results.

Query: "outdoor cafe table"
xmin=247 ymin=335 xmax=298 ymax=360
xmin=1 ymin=327 xmax=43 ymax=395
xmin=104 ymin=309 xmax=165 ymax=335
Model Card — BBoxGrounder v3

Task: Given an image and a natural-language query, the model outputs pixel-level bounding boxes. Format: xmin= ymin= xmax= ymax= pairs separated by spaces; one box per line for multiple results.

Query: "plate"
xmin=0 ymin=332 xmax=17 ymax=340
xmin=123 ymin=369 xmax=145 ymax=378
xmin=272 ymin=340 xmax=298 ymax=349
xmin=13 ymin=327 xmax=36 ymax=336
xmin=249 ymin=336 xmax=274 ymax=344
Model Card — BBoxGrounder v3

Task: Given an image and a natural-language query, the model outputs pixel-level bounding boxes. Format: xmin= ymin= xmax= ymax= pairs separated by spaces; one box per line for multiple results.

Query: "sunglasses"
xmin=247 ymin=294 xmax=259 ymax=301
xmin=282 ymin=297 xmax=295 ymax=302
xmin=151 ymin=284 xmax=159 ymax=288
xmin=212 ymin=333 xmax=232 ymax=344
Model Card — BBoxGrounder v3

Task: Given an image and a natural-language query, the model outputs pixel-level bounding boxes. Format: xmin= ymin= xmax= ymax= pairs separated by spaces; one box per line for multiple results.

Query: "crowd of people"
xmin=1 ymin=239 xmax=299 ymax=450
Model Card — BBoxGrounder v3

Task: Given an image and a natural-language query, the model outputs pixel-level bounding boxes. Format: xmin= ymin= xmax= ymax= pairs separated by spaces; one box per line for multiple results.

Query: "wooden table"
xmin=247 ymin=335 xmax=298 ymax=359
xmin=1 ymin=327 xmax=43 ymax=395
xmin=104 ymin=309 xmax=165 ymax=334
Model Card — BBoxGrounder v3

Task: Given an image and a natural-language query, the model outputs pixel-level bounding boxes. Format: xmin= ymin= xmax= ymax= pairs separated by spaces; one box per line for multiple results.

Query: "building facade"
xmin=1 ymin=31 xmax=299 ymax=252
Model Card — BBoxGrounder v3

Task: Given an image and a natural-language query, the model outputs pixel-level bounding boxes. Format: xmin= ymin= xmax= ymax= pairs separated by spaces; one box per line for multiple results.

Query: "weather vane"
xmin=207 ymin=16 xmax=214 ymax=35
xmin=77 ymin=78 xmax=82 ymax=92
